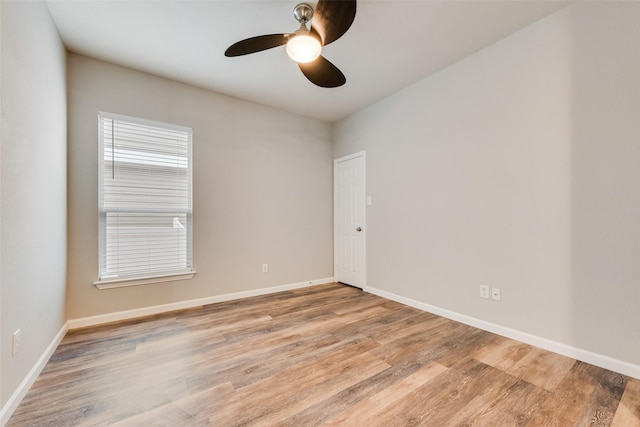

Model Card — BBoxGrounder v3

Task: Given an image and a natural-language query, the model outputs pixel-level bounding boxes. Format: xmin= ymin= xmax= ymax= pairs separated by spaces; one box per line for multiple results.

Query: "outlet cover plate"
xmin=12 ymin=329 xmax=21 ymax=356
xmin=491 ymin=287 xmax=501 ymax=301
xmin=480 ymin=285 xmax=490 ymax=299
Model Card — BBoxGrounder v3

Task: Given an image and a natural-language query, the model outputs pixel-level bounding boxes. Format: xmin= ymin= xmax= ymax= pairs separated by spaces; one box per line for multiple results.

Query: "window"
xmin=96 ymin=112 xmax=194 ymax=288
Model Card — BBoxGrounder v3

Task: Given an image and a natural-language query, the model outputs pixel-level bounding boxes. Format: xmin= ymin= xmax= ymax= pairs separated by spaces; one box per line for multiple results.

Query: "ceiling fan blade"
xmin=311 ymin=0 xmax=356 ymax=46
xmin=298 ymin=56 xmax=346 ymax=88
xmin=225 ymin=34 xmax=289 ymax=57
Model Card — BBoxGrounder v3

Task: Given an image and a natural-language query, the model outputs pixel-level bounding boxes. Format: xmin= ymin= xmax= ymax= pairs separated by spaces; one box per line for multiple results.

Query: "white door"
xmin=334 ymin=152 xmax=366 ymax=288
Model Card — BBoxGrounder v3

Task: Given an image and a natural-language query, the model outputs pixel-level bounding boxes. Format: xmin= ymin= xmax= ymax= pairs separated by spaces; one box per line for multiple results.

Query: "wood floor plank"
xmin=371 ymin=311 xmax=448 ymax=345
xmin=471 ymin=335 xmax=532 ymax=370
xmin=245 ymin=356 xmax=390 ymax=426
xmin=432 ymin=327 xmax=497 ymax=368
xmin=170 ymin=382 xmax=236 ymax=425
xmin=505 ymin=346 xmax=577 ymax=392
xmin=422 ymin=364 xmax=522 ymax=427
xmin=464 ymin=379 xmax=551 ymax=426
xmin=7 ymin=283 xmax=635 ymax=427
xmin=279 ymin=357 xmax=445 ymax=425
xmin=365 ymin=358 xmax=495 ymax=425
xmin=370 ymin=319 xmax=471 ymax=367
xmin=208 ymin=351 xmax=389 ymax=426
xmin=99 ymin=401 xmax=196 ymax=427
xmin=612 ymin=378 xmax=640 ymax=426
xmin=330 ymin=305 xmax=420 ymax=341
xmin=323 ymin=362 xmax=449 ymax=426
xmin=569 ymin=361 xmax=629 ymax=426
xmin=527 ymin=375 xmax=596 ymax=426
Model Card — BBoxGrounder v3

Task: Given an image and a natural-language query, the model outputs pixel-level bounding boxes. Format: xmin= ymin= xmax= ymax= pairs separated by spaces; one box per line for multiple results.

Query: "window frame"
xmin=94 ymin=112 xmax=195 ymax=289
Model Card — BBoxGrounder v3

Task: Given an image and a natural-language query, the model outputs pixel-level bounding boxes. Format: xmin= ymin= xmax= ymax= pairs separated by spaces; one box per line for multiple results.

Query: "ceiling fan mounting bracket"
xmin=293 ymin=3 xmax=314 ymax=25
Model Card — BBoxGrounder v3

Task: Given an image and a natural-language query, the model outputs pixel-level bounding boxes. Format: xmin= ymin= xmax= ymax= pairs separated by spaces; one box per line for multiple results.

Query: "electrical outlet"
xmin=12 ymin=329 xmax=21 ymax=356
xmin=480 ymin=285 xmax=490 ymax=299
xmin=262 ymin=263 xmax=268 ymax=273
xmin=491 ymin=287 xmax=501 ymax=301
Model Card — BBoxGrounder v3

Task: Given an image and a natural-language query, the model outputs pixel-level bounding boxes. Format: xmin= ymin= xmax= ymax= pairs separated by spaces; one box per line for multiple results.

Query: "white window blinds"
xmin=98 ymin=112 xmax=193 ymax=282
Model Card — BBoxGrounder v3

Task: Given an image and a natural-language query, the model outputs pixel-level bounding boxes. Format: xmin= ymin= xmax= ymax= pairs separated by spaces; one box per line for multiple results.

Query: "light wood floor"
xmin=8 ymin=283 xmax=640 ymax=426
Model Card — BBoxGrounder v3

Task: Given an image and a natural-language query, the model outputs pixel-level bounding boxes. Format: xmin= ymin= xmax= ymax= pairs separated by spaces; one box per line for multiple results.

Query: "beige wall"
xmin=334 ymin=2 xmax=640 ymax=368
xmin=66 ymin=54 xmax=334 ymax=319
xmin=0 ymin=0 xmax=67 ymax=408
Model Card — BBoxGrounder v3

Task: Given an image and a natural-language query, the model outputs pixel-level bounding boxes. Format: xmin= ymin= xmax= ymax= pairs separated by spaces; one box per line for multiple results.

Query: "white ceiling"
xmin=46 ymin=0 xmax=571 ymax=122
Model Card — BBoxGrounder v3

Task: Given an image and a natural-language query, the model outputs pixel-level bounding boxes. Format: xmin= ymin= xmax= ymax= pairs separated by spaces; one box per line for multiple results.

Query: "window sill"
xmin=94 ymin=271 xmax=196 ymax=289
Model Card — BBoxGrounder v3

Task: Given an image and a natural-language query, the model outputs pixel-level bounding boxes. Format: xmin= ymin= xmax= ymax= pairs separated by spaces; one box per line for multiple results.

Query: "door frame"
xmin=333 ymin=151 xmax=366 ymax=288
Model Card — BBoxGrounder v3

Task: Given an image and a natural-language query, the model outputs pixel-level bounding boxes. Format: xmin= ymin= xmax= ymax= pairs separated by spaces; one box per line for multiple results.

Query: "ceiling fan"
xmin=224 ymin=1 xmax=357 ymax=88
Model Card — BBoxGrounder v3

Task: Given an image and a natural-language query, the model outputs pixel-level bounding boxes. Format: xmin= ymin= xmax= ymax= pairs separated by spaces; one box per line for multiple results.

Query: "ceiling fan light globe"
xmin=286 ymin=35 xmax=322 ymax=64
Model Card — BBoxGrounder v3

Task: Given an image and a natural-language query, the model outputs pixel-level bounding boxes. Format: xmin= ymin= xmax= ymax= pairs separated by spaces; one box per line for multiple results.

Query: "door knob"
xmin=356 ymin=227 xmax=362 ymax=232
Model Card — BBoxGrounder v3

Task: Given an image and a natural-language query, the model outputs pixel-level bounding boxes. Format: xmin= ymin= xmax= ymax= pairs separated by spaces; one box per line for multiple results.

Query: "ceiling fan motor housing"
xmin=293 ymin=3 xmax=314 ymax=24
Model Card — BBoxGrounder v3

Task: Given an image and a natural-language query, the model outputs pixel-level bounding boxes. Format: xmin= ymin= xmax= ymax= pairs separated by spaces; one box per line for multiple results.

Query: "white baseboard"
xmin=68 ymin=277 xmax=335 ymax=330
xmin=364 ymin=285 xmax=640 ymax=380
xmin=0 ymin=322 xmax=69 ymax=427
